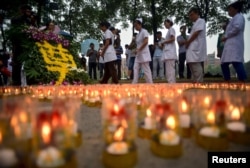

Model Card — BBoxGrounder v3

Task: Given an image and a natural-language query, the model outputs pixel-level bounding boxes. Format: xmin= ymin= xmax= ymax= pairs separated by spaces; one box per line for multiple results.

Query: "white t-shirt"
xmin=186 ymin=18 xmax=207 ymax=63
xmin=162 ymin=27 xmax=177 ymax=60
xmin=103 ymin=29 xmax=117 ymax=63
xmin=135 ymin=28 xmax=151 ymax=63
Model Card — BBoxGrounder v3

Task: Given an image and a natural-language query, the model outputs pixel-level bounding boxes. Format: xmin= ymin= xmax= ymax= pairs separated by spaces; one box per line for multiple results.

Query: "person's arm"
xmin=185 ymin=30 xmax=201 ymax=49
xmin=136 ymin=37 xmax=148 ymax=53
xmin=101 ymin=38 xmax=111 ymax=56
xmin=86 ymin=49 xmax=93 ymax=57
xmin=163 ymin=35 xmax=175 ymax=44
xmin=222 ymin=15 xmax=243 ymax=41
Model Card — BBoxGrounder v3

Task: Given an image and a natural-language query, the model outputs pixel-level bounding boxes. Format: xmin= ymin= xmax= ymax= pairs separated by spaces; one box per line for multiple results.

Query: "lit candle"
xmin=160 ymin=116 xmax=180 ymax=145
xmin=199 ymin=111 xmax=220 ymax=137
xmin=144 ymin=109 xmax=155 ymax=129
xmin=0 ymin=131 xmax=18 ymax=167
xmin=227 ymin=107 xmax=245 ymax=132
xmin=41 ymin=122 xmax=51 ymax=144
xmin=36 ymin=146 xmax=65 ymax=167
xmin=179 ymin=100 xmax=190 ymax=128
xmin=107 ymin=127 xmax=128 ymax=155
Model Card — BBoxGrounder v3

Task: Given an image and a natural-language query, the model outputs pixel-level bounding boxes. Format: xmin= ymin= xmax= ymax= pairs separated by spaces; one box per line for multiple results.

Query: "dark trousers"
xmin=88 ymin=62 xmax=97 ymax=80
xmin=100 ymin=60 xmax=118 ymax=84
xmin=178 ymin=52 xmax=191 ymax=78
xmin=221 ymin=62 xmax=247 ymax=81
xmin=98 ymin=63 xmax=105 ymax=79
xmin=116 ymin=59 xmax=122 ymax=80
xmin=12 ymin=62 xmax=21 ymax=86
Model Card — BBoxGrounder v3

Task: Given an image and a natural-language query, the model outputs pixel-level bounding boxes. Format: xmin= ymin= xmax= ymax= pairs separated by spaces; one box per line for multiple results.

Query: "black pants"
xmin=178 ymin=52 xmax=191 ymax=79
xmin=100 ymin=60 xmax=118 ymax=84
xmin=116 ymin=59 xmax=122 ymax=80
xmin=88 ymin=62 xmax=97 ymax=80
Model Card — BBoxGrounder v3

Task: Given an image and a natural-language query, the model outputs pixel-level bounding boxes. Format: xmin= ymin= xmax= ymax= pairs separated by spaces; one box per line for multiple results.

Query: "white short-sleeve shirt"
xmin=162 ymin=27 xmax=177 ymax=60
xmin=135 ymin=28 xmax=151 ymax=63
xmin=103 ymin=29 xmax=117 ymax=63
xmin=186 ymin=18 xmax=207 ymax=63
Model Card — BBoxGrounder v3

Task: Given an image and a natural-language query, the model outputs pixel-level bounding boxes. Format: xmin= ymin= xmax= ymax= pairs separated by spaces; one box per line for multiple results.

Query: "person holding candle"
xmin=132 ymin=18 xmax=153 ymax=84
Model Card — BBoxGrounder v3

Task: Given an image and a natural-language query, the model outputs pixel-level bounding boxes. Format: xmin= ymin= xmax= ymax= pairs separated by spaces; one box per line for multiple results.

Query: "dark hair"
xmin=134 ymin=20 xmax=142 ymax=25
xmin=180 ymin=25 xmax=186 ymax=30
xmin=99 ymin=21 xmax=111 ymax=28
xmin=20 ymin=4 xmax=32 ymax=11
xmin=109 ymin=26 xmax=115 ymax=31
xmin=90 ymin=43 xmax=94 ymax=46
xmin=164 ymin=19 xmax=173 ymax=26
xmin=156 ymin=31 xmax=162 ymax=35
xmin=188 ymin=7 xmax=200 ymax=15
xmin=228 ymin=1 xmax=244 ymax=12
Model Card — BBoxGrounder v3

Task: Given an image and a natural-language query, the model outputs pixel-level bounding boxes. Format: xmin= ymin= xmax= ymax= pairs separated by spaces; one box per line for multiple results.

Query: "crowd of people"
xmin=0 ymin=1 xmax=247 ymax=86
xmin=93 ymin=1 xmax=247 ymax=84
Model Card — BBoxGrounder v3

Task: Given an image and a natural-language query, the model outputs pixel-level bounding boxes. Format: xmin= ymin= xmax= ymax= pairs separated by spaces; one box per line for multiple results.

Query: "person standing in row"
xmin=186 ymin=7 xmax=207 ymax=83
xmin=132 ymin=18 xmax=153 ymax=84
xmin=86 ymin=43 xmax=98 ymax=80
xmin=177 ymin=25 xmax=191 ymax=79
xmin=99 ymin=21 xmax=118 ymax=84
xmin=220 ymin=1 xmax=247 ymax=82
xmin=161 ymin=18 xmax=177 ymax=83
xmin=152 ymin=31 xmax=164 ymax=80
xmin=97 ymin=43 xmax=105 ymax=79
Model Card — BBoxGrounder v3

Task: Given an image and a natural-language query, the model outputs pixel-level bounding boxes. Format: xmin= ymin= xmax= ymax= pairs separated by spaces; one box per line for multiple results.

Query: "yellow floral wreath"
xmin=36 ymin=41 xmax=77 ymax=85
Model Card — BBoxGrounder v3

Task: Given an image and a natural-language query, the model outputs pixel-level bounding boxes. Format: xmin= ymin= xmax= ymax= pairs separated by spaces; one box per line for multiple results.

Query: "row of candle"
xmin=0 ymin=96 xmax=81 ymax=168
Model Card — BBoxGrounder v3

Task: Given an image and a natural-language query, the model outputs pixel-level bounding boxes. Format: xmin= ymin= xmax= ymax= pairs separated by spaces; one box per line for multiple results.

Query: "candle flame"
xmin=166 ymin=115 xmax=176 ymax=130
xmin=113 ymin=104 xmax=120 ymax=114
xmin=19 ymin=111 xmax=28 ymax=123
xmin=207 ymin=111 xmax=215 ymax=124
xmin=231 ymin=107 xmax=240 ymax=120
xmin=114 ymin=127 xmax=124 ymax=141
xmin=181 ymin=100 xmax=188 ymax=113
xmin=204 ymin=96 xmax=210 ymax=107
xmin=146 ymin=109 xmax=152 ymax=117
xmin=10 ymin=116 xmax=18 ymax=127
xmin=42 ymin=122 xmax=51 ymax=144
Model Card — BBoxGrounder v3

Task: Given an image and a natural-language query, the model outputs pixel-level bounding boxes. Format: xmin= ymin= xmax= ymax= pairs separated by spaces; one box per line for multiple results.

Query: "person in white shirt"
xmin=153 ymin=31 xmax=164 ymax=80
xmin=161 ymin=18 xmax=177 ymax=83
xmin=132 ymin=18 xmax=153 ymax=84
xmin=220 ymin=1 xmax=247 ymax=82
xmin=186 ymin=7 xmax=207 ymax=83
xmin=99 ymin=21 xmax=118 ymax=84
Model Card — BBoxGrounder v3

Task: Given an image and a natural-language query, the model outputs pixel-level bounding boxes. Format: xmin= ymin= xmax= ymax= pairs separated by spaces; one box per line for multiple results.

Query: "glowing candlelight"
xmin=227 ymin=107 xmax=245 ymax=132
xmin=41 ymin=122 xmax=51 ymax=144
xmin=181 ymin=100 xmax=188 ymax=113
xmin=106 ymin=127 xmax=128 ymax=155
xmin=207 ymin=111 xmax=215 ymax=125
xmin=19 ymin=111 xmax=28 ymax=123
xmin=231 ymin=107 xmax=240 ymax=120
xmin=203 ymin=96 xmax=211 ymax=108
xmin=0 ymin=131 xmax=18 ymax=167
xmin=166 ymin=115 xmax=176 ymax=130
xmin=144 ymin=109 xmax=155 ymax=129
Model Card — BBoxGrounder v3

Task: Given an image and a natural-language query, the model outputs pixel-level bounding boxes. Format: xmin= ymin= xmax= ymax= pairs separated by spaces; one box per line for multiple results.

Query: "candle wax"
xmin=199 ymin=126 xmax=220 ymax=138
xmin=0 ymin=148 xmax=18 ymax=167
xmin=106 ymin=142 xmax=128 ymax=155
xmin=227 ymin=121 xmax=246 ymax=132
xmin=160 ymin=130 xmax=180 ymax=146
xmin=179 ymin=114 xmax=190 ymax=128
xmin=144 ymin=117 xmax=155 ymax=130
xmin=36 ymin=146 xmax=65 ymax=167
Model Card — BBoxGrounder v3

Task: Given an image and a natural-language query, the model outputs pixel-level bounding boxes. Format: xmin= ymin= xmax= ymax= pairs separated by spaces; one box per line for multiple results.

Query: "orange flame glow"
xmin=113 ymin=127 xmax=124 ymax=141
